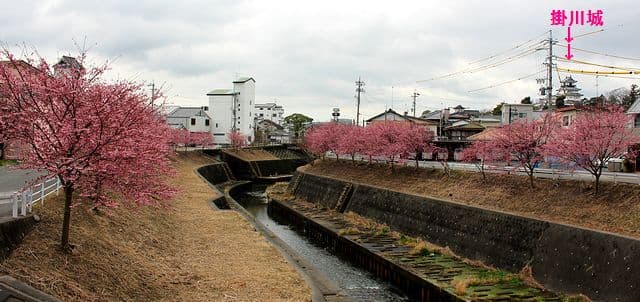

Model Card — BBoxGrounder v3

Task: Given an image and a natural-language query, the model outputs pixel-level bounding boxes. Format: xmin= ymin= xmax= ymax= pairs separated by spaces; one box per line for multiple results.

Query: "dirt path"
xmin=0 ymin=152 xmax=310 ymax=301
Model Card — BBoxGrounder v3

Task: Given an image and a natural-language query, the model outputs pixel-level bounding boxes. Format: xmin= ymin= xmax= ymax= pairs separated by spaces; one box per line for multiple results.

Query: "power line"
xmin=556 ymin=67 xmax=638 ymax=75
xmin=416 ymin=41 xmax=544 ymax=82
xmin=555 ymin=44 xmax=640 ymax=61
xmin=467 ymin=31 xmax=549 ymax=65
xmin=467 ymin=72 xmax=538 ymax=93
xmin=555 ymin=57 xmax=640 ymax=72
xmin=573 ymin=28 xmax=605 ymax=39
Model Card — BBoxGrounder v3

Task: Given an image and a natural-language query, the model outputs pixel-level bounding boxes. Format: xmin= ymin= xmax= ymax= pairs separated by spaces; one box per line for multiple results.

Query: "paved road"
xmin=0 ymin=167 xmax=47 ymax=216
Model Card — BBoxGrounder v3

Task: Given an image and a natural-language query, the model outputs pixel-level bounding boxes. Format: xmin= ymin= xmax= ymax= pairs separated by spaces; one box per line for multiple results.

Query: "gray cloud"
xmin=0 ymin=0 xmax=637 ymax=121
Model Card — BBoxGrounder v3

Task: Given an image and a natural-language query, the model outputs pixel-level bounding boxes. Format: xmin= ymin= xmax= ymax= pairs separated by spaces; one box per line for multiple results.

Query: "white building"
xmin=501 ymin=103 xmax=534 ymax=125
xmin=255 ymin=102 xmax=285 ymax=125
xmin=205 ymin=77 xmax=255 ymax=144
xmin=166 ymin=106 xmax=212 ymax=132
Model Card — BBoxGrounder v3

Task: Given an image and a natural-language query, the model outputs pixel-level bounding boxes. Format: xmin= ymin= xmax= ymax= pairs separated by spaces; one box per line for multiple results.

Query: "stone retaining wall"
xmin=292 ymin=171 xmax=640 ymax=302
xmin=0 ymin=216 xmax=37 ymax=260
xmin=196 ymin=163 xmax=233 ymax=184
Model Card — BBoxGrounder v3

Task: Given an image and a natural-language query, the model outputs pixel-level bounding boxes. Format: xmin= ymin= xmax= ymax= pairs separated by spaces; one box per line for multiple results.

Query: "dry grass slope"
xmin=0 ymin=152 xmax=310 ymax=301
xmin=223 ymin=149 xmax=278 ymax=161
xmin=306 ymin=160 xmax=640 ymax=239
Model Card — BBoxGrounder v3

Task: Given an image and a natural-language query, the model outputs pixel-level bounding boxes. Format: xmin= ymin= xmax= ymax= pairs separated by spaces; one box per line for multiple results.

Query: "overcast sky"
xmin=1 ymin=0 xmax=638 ymax=121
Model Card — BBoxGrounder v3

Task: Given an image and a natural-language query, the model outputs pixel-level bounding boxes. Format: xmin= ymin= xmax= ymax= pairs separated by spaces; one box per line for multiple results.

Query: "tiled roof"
xmin=233 ymin=77 xmax=255 ymax=83
xmin=367 ymin=109 xmax=438 ymax=124
xmin=555 ymin=105 xmax=579 ymax=113
xmin=467 ymin=127 xmax=498 ymax=141
xmin=167 ymin=107 xmax=210 ymax=119
xmin=628 ymin=100 xmax=640 ymax=114
xmin=445 ymin=121 xmax=485 ymax=131
xmin=422 ymin=110 xmax=442 ymax=120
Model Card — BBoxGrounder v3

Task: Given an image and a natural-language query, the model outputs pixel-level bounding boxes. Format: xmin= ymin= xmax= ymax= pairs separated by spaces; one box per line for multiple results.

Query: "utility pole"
xmin=411 ymin=90 xmax=420 ymax=117
xmin=546 ymin=30 xmax=554 ymax=110
xmin=537 ymin=30 xmax=555 ymax=110
xmin=355 ymin=77 xmax=365 ymax=126
xmin=148 ymin=81 xmax=155 ymax=108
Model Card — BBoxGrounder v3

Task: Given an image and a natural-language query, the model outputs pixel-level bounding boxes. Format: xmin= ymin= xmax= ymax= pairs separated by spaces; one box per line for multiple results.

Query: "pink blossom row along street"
xmin=304 ymin=121 xmax=435 ymax=166
xmin=306 ymin=106 xmax=637 ymax=194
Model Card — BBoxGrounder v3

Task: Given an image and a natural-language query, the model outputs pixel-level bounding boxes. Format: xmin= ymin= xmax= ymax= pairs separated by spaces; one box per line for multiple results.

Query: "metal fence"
xmin=0 ymin=177 xmax=61 ymax=218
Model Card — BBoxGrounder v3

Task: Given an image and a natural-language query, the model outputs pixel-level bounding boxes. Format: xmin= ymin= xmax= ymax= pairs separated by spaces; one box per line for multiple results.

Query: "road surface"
xmin=0 ymin=167 xmax=47 ymax=216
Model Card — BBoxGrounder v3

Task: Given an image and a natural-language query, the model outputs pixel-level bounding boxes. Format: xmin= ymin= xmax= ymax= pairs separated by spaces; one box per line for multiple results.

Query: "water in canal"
xmin=232 ymin=183 xmax=409 ymax=302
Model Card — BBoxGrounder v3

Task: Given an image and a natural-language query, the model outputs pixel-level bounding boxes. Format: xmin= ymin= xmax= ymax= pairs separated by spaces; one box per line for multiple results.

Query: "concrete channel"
xmin=267 ymin=194 xmax=568 ymax=302
xmin=228 ymin=182 xmax=410 ymax=302
xmin=196 ymin=148 xmax=598 ymax=301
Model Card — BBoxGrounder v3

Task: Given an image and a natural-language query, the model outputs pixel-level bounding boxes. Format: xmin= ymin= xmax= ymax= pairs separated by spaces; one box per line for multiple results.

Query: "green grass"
xmin=0 ymin=159 xmax=17 ymax=166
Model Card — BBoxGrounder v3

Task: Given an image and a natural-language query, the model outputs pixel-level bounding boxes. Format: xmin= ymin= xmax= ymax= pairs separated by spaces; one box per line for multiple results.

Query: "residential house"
xmin=205 ymin=77 xmax=256 ymax=145
xmin=627 ymin=100 xmax=640 ymax=170
xmin=556 ymin=105 xmax=580 ymax=127
xmin=255 ymin=119 xmax=289 ymax=144
xmin=627 ymin=100 xmax=640 ymax=129
xmin=471 ymin=116 xmax=502 ymax=128
xmin=444 ymin=121 xmax=486 ymax=141
xmin=501 ymin=103 xmax=534 ymax=125
xmin=255 ymin=102 xmax=285 ymax=125
xmin=367 ymin=109 xmax=439 ymax=135
xmin=166 ymin=106 xmax=212 ymax=132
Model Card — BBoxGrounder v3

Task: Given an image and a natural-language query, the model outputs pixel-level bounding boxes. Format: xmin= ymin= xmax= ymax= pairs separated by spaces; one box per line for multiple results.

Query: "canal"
xmin=231 ymin=183 xmax=409 ymax=302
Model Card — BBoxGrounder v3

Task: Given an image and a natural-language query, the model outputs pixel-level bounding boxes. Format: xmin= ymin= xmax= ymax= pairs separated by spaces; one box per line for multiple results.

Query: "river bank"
xmin=0 ymin=152 xmax=310 ymax=301
xmin=304 ymin=159 xmax=640 ymax=238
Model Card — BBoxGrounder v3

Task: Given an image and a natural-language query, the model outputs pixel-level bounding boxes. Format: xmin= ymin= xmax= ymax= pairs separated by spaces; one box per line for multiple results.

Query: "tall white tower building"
xmin=205 ymin=77 xmax=255 ymax=145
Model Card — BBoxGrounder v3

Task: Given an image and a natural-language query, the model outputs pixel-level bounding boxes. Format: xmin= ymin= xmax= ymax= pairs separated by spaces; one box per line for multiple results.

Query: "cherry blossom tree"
xmin=169 ymin=128 xmax=191 ymax=150
xmin=0 ymin=51 xmax=175 ymax=252
xmin=190 ymin=132 xmax=213 ymax=149
xmin=303 ymin=125 xmax=328 ymax=159
xmin=304 ymin=123 xmax=340 ymax=160
xmin=228 ymin=130 xmax=247 ymax=149
xmin=461 ymin=140 xmax=503 ymax=181
xmin=337 ymin=124 xmax=365 ymax=162
xmin=544 ymin=106 xmax=637 ymax=194
xmin=489 ymin=113 xmax=559 ymax=188
xmin=399 ymin=123 xmax=434 ymax=168
xmin=360 ymin=124 xmax=385 ymax=163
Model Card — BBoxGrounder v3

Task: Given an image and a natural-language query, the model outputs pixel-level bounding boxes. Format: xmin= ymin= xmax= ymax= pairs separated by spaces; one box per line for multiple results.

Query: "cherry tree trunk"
xmin=528 ymin=169 xmax=535 ymax=188
xmin=60 ymin=185 xmax=74 ymax=252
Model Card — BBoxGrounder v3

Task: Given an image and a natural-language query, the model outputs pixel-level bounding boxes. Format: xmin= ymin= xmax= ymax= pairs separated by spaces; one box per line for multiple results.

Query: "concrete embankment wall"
xmin=196 ymin=163 xmax=234 ymax=209
xmin=196 ymin=163 xmax=234 ymax=184
xmin=291 ymin=171 xmax=640 ymax=302
xmin=253 ymin=159 xmax=308 ymax=177
xmin=0 ymin=216 xmax=38 ymax=260
xmin=221 ymin=152 xmax=308 ymax=179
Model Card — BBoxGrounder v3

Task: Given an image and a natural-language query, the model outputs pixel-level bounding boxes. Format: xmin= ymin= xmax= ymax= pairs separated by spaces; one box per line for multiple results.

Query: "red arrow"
xmin=565 ymin=43 xmax=574 ymax=60
xmin=565 ymin=26 xmax=574 ymax=43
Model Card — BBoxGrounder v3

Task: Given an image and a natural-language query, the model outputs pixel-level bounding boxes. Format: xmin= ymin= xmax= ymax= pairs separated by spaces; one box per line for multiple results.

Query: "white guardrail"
xmin=0 ymin=177 xmax=61 ymax=218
